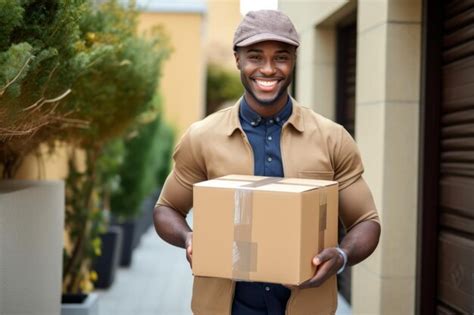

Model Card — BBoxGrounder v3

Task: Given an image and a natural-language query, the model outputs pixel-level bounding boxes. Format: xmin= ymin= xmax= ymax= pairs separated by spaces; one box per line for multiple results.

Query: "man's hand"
xmin=185 ymin=231 xmax=193 ymax=268
xmin=298 ymin=247 xmax=345 ymax=289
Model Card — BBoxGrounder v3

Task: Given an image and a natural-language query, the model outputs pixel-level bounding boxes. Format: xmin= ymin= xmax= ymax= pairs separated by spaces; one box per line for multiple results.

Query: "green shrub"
xmin=154 ymin=118 xmax=175 ymax=187
xmin=110 ymin=105 xmax=175 ymax=220
xmin=206 ymin=63 xmax=242 ymax=115
xmin=111 ymin=117 xmax=160 ymax=219
xmin=0 ymin=0 xmax=89 ymax=177
xmin=61 ymin=0 xmax=170 ymax=294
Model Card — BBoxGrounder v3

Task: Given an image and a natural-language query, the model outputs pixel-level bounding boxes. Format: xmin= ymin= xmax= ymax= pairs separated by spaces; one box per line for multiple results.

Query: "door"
xmin=419 ymin=1 xmax=474 ymax=314
xmin=336 ymin=18 xmax=357 ymax=304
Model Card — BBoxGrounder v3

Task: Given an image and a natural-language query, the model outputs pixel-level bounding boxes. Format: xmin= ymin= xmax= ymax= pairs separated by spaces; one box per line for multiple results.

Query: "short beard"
xmin=248 ymin=87 xmax=288 ymax=107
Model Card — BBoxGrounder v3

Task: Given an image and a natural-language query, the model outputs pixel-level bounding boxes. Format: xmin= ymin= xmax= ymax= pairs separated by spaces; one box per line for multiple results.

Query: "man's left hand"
xmin=297 ymin=247 xmax=345 ymax=289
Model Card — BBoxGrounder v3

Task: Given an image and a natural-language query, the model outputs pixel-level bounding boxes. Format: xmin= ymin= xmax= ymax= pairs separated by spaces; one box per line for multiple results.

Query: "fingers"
xmin=313 ymin=248 xmax=333 ymax=266
xmin=299 ymin=248 xmax=343 ymax=289
xmin=185 ymin=232 xmax=193 ymax=268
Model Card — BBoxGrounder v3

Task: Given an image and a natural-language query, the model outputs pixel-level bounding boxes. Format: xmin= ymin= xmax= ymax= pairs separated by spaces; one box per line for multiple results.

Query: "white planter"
xmin=61 ymin=293 xmax=99 ymax=315
xmin=0 ymin=180 xmax=65 ymax=315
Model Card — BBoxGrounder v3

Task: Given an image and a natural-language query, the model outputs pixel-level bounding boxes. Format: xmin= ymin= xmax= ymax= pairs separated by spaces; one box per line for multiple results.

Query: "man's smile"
xmin=253 ymin=79 xmax=280 ymax=92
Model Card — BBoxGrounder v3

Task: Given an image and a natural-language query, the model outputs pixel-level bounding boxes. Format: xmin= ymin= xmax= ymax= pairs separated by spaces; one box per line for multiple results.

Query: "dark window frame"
xmin=416 ymin=0 xmax=442 ymax=314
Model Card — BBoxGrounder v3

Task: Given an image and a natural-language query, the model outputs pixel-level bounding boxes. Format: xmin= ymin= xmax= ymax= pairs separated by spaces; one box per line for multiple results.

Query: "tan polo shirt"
xmin=157 ymin=99 xmax=379 ymax=315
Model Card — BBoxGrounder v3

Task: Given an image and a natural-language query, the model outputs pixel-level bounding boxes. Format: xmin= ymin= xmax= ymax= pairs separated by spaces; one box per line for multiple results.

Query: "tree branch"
xmin=0 ymin=56 xmax=33 ymax=96
xmin=23 ymin=89 xmax=72 ymax=112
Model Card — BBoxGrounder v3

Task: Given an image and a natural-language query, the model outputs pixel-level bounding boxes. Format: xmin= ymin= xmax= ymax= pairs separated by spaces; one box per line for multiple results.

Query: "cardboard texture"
xmin=192 ymin=175 xmax=338 ymax=285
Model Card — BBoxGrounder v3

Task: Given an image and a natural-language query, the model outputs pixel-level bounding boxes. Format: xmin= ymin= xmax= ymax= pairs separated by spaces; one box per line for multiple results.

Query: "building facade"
xmin=137 ymin=0 xmax=207 ymax=138
xmin=279 ymin=0 xmax=473 ymax=314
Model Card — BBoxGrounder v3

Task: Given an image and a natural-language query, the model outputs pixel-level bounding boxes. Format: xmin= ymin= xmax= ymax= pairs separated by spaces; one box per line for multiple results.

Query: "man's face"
xmin=234 ymin=41 xmax=296 ymax=108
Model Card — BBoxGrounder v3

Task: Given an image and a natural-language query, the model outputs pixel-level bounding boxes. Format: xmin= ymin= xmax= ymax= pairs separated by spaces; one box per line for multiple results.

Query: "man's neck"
xmin=244 ymin=93 xmax=289 ymax=118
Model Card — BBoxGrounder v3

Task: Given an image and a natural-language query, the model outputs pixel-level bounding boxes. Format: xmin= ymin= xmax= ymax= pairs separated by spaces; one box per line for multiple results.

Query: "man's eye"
xmin=249 ymin=55 xmax=261 ymax=60
xmin=275 ymin=55 xmax=289 ymax=61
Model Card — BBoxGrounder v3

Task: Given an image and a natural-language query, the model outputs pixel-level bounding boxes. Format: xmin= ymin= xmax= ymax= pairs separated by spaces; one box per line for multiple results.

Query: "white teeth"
xmin=256 ymin=80 xmax=277 ymax=87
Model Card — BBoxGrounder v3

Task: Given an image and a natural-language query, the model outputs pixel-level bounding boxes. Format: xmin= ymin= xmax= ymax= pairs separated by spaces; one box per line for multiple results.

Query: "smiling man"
xmin=153 ymin=10 xmax=380 ymax=315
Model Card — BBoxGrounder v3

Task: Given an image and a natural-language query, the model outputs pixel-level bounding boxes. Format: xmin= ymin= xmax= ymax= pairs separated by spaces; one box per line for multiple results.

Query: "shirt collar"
xmin=226 ymin=96 xmax=304 ymax=136
xmin=239 ymin=96 xmax=293 ymax=127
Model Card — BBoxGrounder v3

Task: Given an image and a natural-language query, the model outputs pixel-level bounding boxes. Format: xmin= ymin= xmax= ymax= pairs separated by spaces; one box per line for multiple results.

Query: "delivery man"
xmin=153 ymin=9 xmax=380 ymax=315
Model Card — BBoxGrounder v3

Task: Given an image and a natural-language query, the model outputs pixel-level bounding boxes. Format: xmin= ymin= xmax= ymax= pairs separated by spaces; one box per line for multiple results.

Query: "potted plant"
xmin=138 ymin=115 xmax=175 ymax=236
xmin=0 ymin=1 xmax=169 ymax=312
xmin=89 ymin=139 xmax=124 ymax=289
xmin=110 ymin=109 xmax=171 ymax=266
xmin=0 ymin=1 xmax=89 ymax=314
xmin=61 ymin=1 xmax=169 ymax=311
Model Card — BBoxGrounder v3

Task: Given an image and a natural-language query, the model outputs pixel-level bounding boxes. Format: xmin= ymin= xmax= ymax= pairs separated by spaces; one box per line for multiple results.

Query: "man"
xmin=154 ymin=10 xmax=380 ymax=315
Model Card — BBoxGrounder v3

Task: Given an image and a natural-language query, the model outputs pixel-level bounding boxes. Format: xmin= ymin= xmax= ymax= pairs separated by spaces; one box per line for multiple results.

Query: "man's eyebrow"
xmin=275 ymin=49 xmax=291 ymax=54
xmin=246 ymin=48 xmax=262 ymax=53
xmin=245 ymin=49 xmax=292 ymax=54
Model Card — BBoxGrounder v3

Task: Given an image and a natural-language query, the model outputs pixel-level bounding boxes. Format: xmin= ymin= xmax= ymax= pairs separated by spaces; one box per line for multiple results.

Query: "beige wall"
xmin=354 ymin=1 xmax=421 ymax=314
xmin=205 ymin=0 xmax=242 ymax=70
xmin=280 ymin=1 xmax=350 ymax=119
xmin=138 ymin=12 xmax=206 ymax=138
xmin=13 ymin=143 xmax=71 ymax=180
xmin=280 ymin=0 xmax=422 ymax=313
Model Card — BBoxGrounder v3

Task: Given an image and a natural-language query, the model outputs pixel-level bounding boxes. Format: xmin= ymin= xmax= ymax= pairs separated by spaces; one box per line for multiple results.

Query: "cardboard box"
xmin=192 ymin=175 xmax=338 ymax=285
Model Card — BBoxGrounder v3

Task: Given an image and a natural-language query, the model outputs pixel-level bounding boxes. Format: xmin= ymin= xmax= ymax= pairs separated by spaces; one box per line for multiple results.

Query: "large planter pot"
xmin=92 ymin=225 xmax=123 ymax=288
xmin=112 ymin=219 xmax=137 ymax=267
xmin=61 ymin=293 xmax=99 ymax=315
xmin=0 ymin=180 xmax=64 ymax=315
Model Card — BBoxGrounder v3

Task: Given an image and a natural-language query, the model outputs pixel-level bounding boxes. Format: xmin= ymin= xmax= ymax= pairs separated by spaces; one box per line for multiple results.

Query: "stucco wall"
xmin=206 ymin=0 xmax=242 ymax=70
xmin=138 ymin=12 xmax=206 ymax=138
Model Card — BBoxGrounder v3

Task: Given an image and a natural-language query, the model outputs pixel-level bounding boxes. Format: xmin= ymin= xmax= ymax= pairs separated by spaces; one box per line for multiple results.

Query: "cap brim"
xmin=235 ymin=33 xmax=299 ymax=48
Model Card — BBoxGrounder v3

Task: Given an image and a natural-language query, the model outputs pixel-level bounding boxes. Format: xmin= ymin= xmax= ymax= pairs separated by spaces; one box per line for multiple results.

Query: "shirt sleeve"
xmin=332 ymin=126 xmax=380 ymax=230
xmin=339 ymin=177 xmax=380 ymax=231
xmin=333 ymin=126 xmax=364 ymax=190
xmin=155 ymin=127 xmax=207 ymax=217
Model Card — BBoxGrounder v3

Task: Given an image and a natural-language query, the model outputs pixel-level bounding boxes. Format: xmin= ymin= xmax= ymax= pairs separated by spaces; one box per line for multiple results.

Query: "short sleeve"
xmin=339 ymin=177 xmax=380 ymax=231
xmin=155 ymin=127 xmax=207 ymax=216
xmin=333 ymin=127 xmax=364 ymax=190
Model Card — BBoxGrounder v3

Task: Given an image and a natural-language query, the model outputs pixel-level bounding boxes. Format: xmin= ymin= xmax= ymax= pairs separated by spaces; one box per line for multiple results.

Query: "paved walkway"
xmin=97 ymin=215 xmax=352 ymax=315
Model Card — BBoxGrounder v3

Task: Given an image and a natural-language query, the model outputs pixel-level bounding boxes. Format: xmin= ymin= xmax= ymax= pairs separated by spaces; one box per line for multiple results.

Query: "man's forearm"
xmin=340 ymin=220 xmax=380 ymax=266
xmin=153 ymin=205 xmax=192 ymax=249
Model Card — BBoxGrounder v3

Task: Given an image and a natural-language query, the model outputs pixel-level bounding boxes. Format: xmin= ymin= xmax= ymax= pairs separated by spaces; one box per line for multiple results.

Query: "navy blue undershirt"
xmin=232 ymin=96 xmax=293 ymax=315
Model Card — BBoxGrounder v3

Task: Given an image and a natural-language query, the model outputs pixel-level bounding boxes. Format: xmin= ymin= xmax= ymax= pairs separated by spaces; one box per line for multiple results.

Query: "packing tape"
xmin=319 ymin=189 xmax=327 ymax=253
xmin=232 ymin=188 xmax=255 ymax=280
xmin=232 ymin=177 xmax=282 ymax=280
xmin=230 ymin=177 xmax=329 ymax=280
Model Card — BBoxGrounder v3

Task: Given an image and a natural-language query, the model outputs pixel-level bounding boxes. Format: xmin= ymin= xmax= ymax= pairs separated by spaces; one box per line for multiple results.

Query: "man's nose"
xmin=259 ymin=60 xmax=276 ymax=76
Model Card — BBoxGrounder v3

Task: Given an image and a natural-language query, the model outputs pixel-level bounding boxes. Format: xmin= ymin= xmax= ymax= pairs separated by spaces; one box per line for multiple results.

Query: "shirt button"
xmin=265 ymin=286 xmax=271 ymax=291
xmin=269 ymin=119 xmax=274 ymax=124
xmin=251 ymin=121 xmax=256 ymax=126
xmin=267 ymin=156 xmax=272 ymax=162
xmin=275 ymin=117 xmax=280 ymax=122
xmin=267 ymin=136 xmax=272 ymax=141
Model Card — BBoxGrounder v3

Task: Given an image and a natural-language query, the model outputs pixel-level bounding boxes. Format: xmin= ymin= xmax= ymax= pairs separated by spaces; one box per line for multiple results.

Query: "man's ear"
xmin=234 ymin=51 xmax=241 ymax=70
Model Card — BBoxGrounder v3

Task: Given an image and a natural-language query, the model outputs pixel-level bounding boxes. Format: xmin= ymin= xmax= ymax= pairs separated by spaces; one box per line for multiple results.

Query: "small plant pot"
xmin=112 ymin=219 xmax=137 ymax=267
xmin=61 ymin=293 xmax=99 ymax=315
xmin=92 ymin=226 xmax=123 ymax=288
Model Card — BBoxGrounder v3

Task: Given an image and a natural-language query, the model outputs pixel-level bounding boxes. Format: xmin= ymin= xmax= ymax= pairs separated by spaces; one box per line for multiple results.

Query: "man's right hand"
xmin=185 ymin=231 xmax=193 ymax=268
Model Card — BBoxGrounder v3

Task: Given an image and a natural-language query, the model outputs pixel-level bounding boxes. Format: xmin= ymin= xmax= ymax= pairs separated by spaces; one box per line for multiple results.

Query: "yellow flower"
xmin=90 ymin=271 xmax=98 ymax=282
xmin=86 ymin=32 xmax=96 ymax=42
xmin=80 ymin=278 xmax=94 ymax=293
